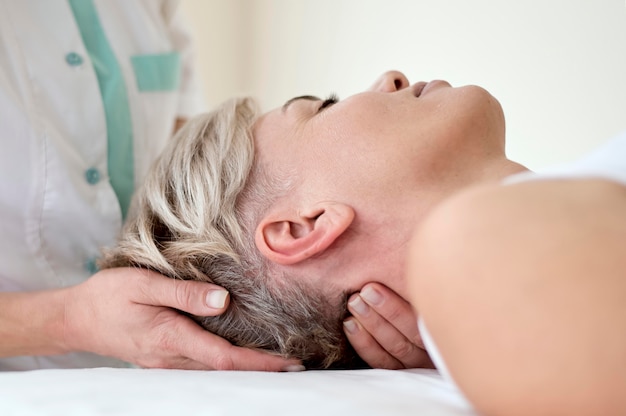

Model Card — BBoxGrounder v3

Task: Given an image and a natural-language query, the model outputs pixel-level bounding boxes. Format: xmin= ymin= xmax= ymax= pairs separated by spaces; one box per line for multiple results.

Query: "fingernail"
xmin=283 ymin=364 xmax=306 ymax=372
xmin=206 ymin=290 xmax=229 ymax=309
xmin=361 ymin=286 xmax=383 ymax=306
xmin=343 ymin=319 xmax=358 ymax=334
xmin=348 ymin=295 xmax=369 ymax=316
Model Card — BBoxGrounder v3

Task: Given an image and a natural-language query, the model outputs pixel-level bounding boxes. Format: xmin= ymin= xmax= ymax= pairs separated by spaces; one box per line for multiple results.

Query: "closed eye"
xmin=318 ymin=93 xmax=340 ymax=113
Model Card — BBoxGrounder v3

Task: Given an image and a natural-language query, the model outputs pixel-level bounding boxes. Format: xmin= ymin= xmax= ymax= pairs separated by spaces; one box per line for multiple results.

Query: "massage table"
xmin=0 ymin=367 xmax=476 ymax=415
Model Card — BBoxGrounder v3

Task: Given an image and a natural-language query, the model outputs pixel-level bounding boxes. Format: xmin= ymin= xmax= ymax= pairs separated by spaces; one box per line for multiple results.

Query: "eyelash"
xmin=318 ymin=93 xmax=340 ymax=112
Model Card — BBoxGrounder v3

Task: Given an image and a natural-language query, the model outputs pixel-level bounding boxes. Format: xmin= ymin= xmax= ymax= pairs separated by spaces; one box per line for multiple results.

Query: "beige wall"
xmin=179 ymin=0 xmax=249 ymax=106
xmin=181 ymin=0 xmax=626 ymax=169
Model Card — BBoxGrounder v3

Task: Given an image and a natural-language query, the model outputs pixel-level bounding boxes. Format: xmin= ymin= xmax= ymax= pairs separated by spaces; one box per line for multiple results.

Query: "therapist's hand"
xmin=344 ymin=283 xmax=434 ymax=369
xmin=63 ymin=268 xmax=302 ymax=371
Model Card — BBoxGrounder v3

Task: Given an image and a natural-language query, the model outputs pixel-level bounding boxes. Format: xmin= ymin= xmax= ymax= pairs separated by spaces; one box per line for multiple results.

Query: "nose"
xmin=368 ymin=70 xmax=410 ymax=93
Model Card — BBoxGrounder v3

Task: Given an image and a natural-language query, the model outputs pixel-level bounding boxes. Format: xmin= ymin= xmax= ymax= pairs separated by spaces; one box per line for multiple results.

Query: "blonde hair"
xmin=100 ymin=97 xmax=362 ymax=369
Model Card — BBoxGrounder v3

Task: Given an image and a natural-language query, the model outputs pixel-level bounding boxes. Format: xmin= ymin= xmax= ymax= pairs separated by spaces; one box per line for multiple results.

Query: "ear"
xmin=255 ymin=202 xmax=355 ymax=265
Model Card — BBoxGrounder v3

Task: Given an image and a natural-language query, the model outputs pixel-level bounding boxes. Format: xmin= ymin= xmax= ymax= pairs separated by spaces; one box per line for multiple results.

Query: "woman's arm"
xmin=408 ymin=178 xmax=626 ymax=416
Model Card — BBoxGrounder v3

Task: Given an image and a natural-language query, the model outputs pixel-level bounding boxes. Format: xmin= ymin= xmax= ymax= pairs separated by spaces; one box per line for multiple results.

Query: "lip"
xmin=412 ymin=80 xmax=451 ymax=98
xmin=411 ymin=81 xmax=428 ymax=97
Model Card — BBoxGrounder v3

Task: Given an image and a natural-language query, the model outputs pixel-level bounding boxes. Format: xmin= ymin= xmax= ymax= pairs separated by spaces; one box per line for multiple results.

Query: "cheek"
xmin=306 ymin=114 xmax=380 ymax=175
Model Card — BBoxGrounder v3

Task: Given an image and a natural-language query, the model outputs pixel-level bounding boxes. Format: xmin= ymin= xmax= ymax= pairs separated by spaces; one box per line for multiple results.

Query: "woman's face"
xmin=252 ymin=70 xmax=508 ymax=298
xmin=253 ymin=70 xmax=506 ymax=209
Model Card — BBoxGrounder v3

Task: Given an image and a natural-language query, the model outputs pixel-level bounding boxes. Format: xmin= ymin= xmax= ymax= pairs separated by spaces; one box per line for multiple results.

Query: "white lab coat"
xmin=0 ymin=0 xmax=206 ymax=370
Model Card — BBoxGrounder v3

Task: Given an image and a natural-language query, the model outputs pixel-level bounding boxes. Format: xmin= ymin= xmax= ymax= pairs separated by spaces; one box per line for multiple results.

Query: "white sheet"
xmin=0 ymin=368 xmax=476 ymax=415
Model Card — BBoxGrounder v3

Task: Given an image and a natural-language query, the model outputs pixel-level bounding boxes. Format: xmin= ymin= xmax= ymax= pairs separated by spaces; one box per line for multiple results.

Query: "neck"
xmin=311 ymin=158 xmax=533 ymax=302
xmin=479 ymin=158 xmax=530 ymax=185
xmin=340 ymin=157 xmax=532 ymax=300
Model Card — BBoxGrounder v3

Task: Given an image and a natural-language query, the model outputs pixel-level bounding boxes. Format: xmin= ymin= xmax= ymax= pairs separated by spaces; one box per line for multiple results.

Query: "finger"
xmin=343 ymin=316 xmax=404 ymax=369
xmin=348 ymin=293 xmax=432 ymax=368
xmin=359 ymin=282 xmax=424 ymax=348
xmin=131 ymin=269 xmax=230 ymax=316
xmin=173 ymin=317 xmax=304 ymax=372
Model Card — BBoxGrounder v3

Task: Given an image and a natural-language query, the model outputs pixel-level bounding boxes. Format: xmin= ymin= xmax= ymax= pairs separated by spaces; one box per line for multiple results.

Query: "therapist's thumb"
xmin=137 ymin=270 xmax=230 ymax=316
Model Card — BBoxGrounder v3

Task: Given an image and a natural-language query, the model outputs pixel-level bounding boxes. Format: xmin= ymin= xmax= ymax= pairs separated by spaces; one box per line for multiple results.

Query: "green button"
xmin=85 ymin=167 xmax=101 ymax=184
xmin=85 ymin=257 xmax=99 ymax=275
xmin=65 ymin=52 xmax=84 ymax=66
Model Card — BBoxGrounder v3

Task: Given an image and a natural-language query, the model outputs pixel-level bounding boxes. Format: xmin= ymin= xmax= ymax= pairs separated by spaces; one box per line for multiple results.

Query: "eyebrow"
xmin=281 ymin=95 xmax=321 ymax=113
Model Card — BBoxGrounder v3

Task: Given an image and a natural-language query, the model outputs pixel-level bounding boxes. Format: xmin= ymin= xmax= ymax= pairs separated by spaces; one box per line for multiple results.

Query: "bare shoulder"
xmin=410 ymin=177 xmax=626 ymax=270
xmin=408 ymin=178 xmax=626 ymax=416
xmin=430 ymin=177 xmax=626 ymax=233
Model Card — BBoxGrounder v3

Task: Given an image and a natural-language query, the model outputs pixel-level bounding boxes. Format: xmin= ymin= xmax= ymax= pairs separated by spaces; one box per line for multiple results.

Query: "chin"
xmin=450 ymin=85 xmax=506 ymax=144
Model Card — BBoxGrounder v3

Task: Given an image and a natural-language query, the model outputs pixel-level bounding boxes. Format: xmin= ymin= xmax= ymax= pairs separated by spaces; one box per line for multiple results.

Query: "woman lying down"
xmin=100 ymin=71 xmax=626 ymax=415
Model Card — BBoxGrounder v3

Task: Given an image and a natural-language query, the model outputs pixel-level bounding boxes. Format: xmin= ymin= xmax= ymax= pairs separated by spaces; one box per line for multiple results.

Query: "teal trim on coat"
xmin=68 ymin=0 xmax=134 ymax=220
xmin=131 ymin=52 xmax=181 ymax=91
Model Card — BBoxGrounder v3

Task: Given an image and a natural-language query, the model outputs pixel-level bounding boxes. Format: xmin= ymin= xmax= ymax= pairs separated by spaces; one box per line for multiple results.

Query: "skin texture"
xmin=252 ymin=70 xmax=525 ymax=369
xmin=408 ymin=179 xmax=626 ymax=415
xmin=253 ymin=71 xmax=519 ymax=296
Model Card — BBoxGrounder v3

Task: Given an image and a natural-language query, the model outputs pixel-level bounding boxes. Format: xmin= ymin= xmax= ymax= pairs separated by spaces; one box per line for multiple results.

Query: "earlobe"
xmin=255 ymin=203 xmax=355 ymax=265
